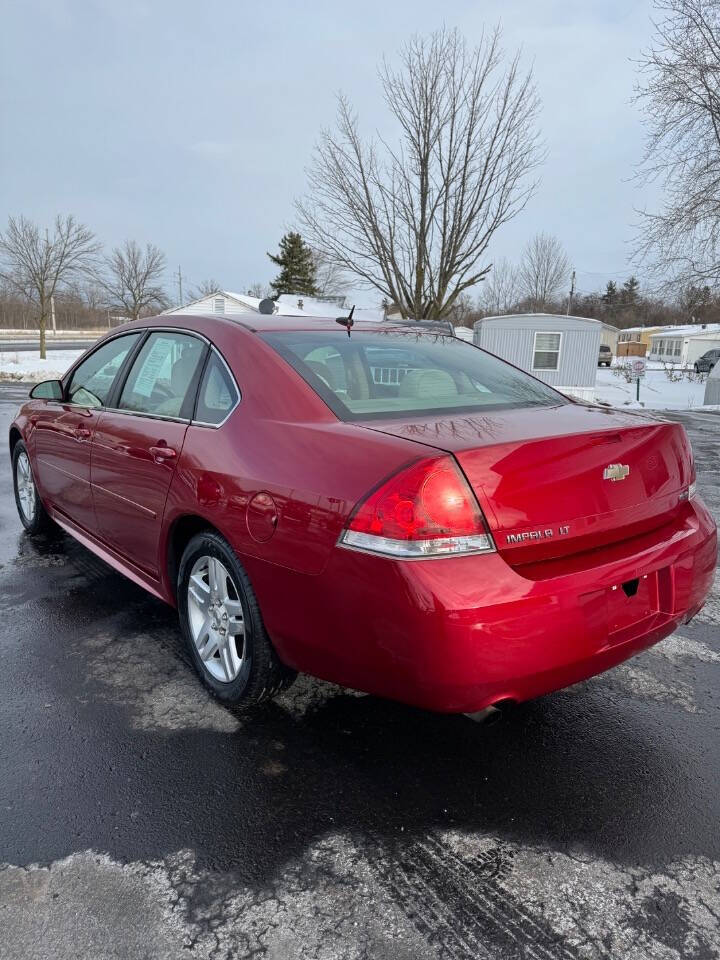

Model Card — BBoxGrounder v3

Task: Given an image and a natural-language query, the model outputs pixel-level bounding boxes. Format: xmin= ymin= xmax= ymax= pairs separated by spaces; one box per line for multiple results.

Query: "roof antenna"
xmin=336 ymin=304 xmax=355 ymax=337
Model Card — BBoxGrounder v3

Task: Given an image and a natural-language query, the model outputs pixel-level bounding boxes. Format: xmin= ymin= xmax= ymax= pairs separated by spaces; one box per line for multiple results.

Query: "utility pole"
xmin=175 ymin=266 xmax=183 ymax=306
xmin=566 ymin=270 xmax=576 ymax=316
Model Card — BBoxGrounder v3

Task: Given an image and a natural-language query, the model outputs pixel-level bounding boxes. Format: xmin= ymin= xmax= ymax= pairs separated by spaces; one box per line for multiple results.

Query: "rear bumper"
xmin=253 ymin=499 xmax=717 ymax=713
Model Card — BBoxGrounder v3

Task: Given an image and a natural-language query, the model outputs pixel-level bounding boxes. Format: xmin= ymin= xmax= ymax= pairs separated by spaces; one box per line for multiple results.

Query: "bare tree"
xmin=518 ymin=233 xmax=570 ymax=309
xmin=246 ymin=281 xmax=272 ymax=299
xmin=634 ymin=0 xmax=720 ymax=288
xmin=0 ymin=214 xmax=100 ymax=357
xmin=296 ymin=27 xmax=543 ymax=321
xmin=189 ymin=278 xmax=223 ymax=300
xmin=102 ymin=240 xmax=168 ymax=320
xmin=481 ymin=258 xmax=521 ymax=314
xmin=312 ymin=249 xmax=348 ymax=300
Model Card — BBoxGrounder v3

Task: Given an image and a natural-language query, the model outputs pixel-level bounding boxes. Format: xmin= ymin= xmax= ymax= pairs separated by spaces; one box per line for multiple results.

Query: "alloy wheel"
xmin=15 ymin=451 xmax=36 ymax=524
xmin=187 ymin=555 xmax=246 ymax=682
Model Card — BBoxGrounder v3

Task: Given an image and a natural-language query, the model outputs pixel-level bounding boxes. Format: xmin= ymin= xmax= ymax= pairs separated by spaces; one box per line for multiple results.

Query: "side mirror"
xmin=29 ymin=379 xmax=63 ymax=401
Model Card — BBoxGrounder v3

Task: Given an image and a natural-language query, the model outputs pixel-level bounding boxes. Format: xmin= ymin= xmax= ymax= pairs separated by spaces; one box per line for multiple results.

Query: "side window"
xmin=118 ymin=332 xmax=205 ymax=419
xmin=195 ymin=352 xmax=239 ymax=425
xmin=67 ymin=334 xmax=141 ymax=408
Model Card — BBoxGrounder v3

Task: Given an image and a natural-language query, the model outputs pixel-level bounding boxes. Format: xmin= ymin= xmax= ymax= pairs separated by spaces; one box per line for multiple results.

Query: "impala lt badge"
xmin=506 ymin=525 xmax=571 ymax=544
xmin=603 ymin=463 xmax=630 ymax=482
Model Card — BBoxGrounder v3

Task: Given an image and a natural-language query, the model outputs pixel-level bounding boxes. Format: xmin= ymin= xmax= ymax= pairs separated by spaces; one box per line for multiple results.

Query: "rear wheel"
xmin=12 ymin=441 xmax=51 ymax=534
xmin=177 ymin=531 xmax=296 ymax=707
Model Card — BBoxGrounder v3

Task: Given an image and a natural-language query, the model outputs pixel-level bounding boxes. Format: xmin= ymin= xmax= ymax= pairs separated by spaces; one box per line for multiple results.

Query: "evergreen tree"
xmin=620 ymin=275 xmax=640 ymax=307
xmin=602 ymin=280 xmax=617 ymax=307
xmin=268 ymin=232 xmax=319 ymax=298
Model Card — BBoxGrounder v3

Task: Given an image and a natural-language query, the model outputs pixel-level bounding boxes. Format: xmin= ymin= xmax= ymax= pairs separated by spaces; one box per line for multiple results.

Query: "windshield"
xmin=261 ymin=330 xmax=567 ymax=420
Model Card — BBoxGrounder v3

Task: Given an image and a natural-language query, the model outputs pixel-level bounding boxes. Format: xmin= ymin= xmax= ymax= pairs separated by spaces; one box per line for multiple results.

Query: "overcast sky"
xmin=0 ymin=0 xmax=662 ymax=306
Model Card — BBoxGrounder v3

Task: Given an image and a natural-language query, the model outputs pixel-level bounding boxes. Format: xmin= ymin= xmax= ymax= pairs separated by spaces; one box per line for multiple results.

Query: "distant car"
xmin=694 ymin=349 xmax=720 ymax=374
xmin=9 ymin=314 xmax=717 ymax=714
xmin=598 ymin=344 xmax=613 ymax=367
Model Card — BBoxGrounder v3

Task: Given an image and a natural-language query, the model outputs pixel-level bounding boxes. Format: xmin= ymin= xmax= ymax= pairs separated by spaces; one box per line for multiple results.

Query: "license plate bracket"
xmin=607 ymin=572 xmax=659 ymax=636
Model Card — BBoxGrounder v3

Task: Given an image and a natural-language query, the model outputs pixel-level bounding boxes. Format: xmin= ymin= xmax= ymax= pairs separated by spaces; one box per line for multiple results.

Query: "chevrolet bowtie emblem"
xmin=603 ymin=463 xmax=630 ymax=482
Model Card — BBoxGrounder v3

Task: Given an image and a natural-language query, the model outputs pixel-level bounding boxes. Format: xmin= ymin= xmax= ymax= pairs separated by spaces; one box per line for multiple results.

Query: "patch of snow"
xmin=592 ymin=367 xmax=707 ymax=410
xmin=0 ymin=349 xmax=82 ymax=382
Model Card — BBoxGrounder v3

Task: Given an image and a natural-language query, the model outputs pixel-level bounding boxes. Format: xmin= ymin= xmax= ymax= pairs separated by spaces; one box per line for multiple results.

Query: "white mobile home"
xmin=647 ymin=325 xmax=720 ymax=366
xmin=163 ymin=291 xmax=386 ymax=323
xmin=600 ymin=322 xmax=619 ymax=351
xmin=163 ymin=290 xmax=260 ymax=317
xmin=473 ymin=313 xmax=602 ymax=401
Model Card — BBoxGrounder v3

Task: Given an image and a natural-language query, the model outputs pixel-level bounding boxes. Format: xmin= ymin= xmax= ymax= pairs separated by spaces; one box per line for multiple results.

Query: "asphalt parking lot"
xmin=0 ymin=382 xmax=719 ymax=960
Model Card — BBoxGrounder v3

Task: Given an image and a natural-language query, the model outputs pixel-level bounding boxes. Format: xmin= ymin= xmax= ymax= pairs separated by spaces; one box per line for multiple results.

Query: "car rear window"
xmin=261 ymin=330 xmax=567 ymax=420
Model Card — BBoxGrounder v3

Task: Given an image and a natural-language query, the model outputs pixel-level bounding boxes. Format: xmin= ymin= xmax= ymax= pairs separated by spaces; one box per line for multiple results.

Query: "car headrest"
xmin=170 ymin=351 xmax=200 ymax=395
xmin=306 ymin=360 xmax=337 ymax=391
xmin=398 ymin=368 xmax=458 ymax=399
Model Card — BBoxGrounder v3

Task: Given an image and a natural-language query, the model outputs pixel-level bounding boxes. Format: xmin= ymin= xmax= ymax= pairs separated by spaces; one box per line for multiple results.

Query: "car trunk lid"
xmin=360 ymin=404 xmax=694 ymax=565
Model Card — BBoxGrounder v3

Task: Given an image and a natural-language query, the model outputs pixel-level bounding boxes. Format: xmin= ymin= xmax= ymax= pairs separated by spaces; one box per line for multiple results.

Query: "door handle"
xmin=149 ymin=445 xmax=177 ymax=462
xmin=74 ymin=427 xmax=92 ymax=440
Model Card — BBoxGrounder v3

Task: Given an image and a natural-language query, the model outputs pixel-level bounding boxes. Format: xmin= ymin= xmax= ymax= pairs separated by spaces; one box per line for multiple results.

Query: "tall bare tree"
xmin=519 ymin=233 xmax=570 ymax=309
xmin=297 ymin=27 xmax=543 ymax=320
xmin=481 ymin=258 xmax=521 ymax=314
xmin=634 ymin=0 xmax=720 ymax=288
xmin=102 ymin=240 xmax=168 ymax=320
xmin=0 ymin=214 xmax=100 ymax=357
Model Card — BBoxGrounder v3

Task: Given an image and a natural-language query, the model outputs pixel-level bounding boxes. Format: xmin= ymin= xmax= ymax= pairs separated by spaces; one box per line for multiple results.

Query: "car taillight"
xmin=339 ymin=456 xmax=495 ymax=558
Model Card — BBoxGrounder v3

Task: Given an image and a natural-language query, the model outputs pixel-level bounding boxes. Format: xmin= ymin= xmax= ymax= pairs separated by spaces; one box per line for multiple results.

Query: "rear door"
xmin=91 ymin=330 xmax=207 ymax=575
xmin=32 ymin=333 xmax=142 ymax=533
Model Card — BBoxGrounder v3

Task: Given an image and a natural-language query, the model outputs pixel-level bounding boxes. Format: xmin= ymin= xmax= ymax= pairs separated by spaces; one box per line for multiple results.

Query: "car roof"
xmin=113 ymin=313 xmax=452 ymax=337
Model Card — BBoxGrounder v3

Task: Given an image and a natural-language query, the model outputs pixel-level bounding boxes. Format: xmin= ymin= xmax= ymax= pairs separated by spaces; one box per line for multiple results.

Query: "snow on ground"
xmin=0 ymin=350 xmax=82 ymax=382
xmin=591 ymin=366 xmax=708 ymax=410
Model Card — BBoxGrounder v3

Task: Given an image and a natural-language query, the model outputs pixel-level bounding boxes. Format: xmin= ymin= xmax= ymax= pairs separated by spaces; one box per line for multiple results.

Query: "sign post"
xmin=630 ymin=357 xmax=647 ymax=402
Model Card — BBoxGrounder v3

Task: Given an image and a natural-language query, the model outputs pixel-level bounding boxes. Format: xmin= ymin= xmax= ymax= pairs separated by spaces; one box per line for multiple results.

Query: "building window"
xmin=532 ymin=332 xmax=562 ymax=371
xmin=674 ymin=341 xmax=682 ymax=357
xmin=213 ymin=296 xmax=225 ymax=314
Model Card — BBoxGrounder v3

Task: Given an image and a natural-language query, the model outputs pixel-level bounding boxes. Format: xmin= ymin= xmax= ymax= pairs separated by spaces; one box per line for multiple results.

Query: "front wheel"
xmin=12 ymin=441 xmax=52 ymax=534
xmin=177 ymin=531 xmax=296 ymax=707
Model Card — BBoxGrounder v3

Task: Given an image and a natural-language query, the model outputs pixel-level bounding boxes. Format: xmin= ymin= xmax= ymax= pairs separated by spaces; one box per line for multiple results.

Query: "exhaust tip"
xmin=464 ymin=699 xmax=516 ymax=726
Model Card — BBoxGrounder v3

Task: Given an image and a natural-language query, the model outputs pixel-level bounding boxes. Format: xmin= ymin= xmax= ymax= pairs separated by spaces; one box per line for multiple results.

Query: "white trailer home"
xmin=647 ymin=324 xmax=720 ymax=367
xmin=473 ymin=313 xmax=601 ymax=401
xmin=162 ymin=291 xmax=260 ymax=317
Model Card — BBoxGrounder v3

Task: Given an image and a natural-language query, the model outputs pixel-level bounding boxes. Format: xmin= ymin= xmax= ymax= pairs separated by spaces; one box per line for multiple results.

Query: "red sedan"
xmin=9 ymin=314 xmax=717 ymax=713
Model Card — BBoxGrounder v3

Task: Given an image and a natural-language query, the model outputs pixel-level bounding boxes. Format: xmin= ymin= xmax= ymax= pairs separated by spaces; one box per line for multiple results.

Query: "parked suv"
xmin=598 ymin=344 xmax=612 ymax=367
xmin=694 ymin=348 xmax=720 ymax=374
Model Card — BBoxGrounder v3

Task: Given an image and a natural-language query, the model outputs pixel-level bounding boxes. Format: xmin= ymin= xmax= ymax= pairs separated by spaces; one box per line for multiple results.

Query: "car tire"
xmin=12 ymin=440 xmax=52 ymax=535
xmin=177 ymin=530 xmax=296 ymax=708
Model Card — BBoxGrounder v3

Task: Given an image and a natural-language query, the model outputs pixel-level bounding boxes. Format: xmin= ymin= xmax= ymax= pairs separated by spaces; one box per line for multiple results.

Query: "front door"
xmin=91 ymin=330 xmax=207 ymax=575
xmin=33 ymin=333 xmax=142 ymax=533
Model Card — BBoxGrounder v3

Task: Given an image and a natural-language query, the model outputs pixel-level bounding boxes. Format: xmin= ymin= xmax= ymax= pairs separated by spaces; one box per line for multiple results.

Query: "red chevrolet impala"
xmin=9 ymin=314 xmax=717 ymax=712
